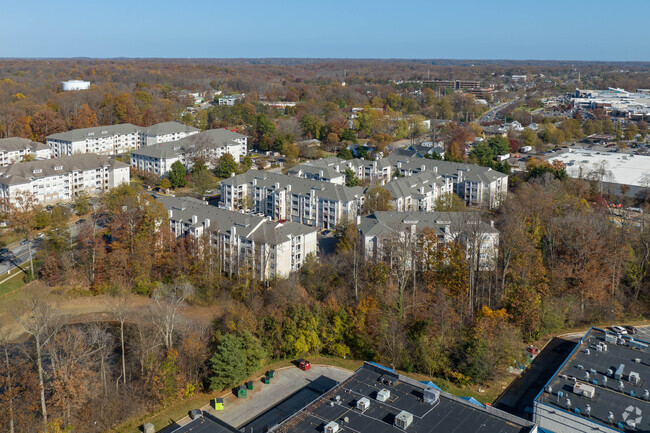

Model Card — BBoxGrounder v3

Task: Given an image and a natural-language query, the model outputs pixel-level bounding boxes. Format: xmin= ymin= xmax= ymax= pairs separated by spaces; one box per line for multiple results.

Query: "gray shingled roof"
xmin=0 ymin=137 xmax=49 ymax=153
xmin=142 ymin=122 xmax=199 ymax=136
xmin=157 ymin=196 xmax=314 ymax=245
xmin=132 ymin=128 xmax=246 ymax=159
xmin=0 ymin=153 xmax=128 ymax=186
xmin=223 ymin=170 xmax=364 ymax=203
xmin=47 ymin=123 xmax=141 ymax=141
xmin=358 ymin=211 xmax=498 ymax=239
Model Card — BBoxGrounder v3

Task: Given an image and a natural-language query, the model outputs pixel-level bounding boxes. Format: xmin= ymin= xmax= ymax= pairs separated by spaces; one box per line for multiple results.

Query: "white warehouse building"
xmin=62 ymin=80 xmax=91 ymax=91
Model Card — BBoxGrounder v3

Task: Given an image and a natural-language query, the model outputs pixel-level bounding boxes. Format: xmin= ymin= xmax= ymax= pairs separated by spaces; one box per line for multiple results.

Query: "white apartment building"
xmin=46 ymin=121 xmax=199 ymax=157
xmin=220 ymin=171 xmax=365 ymax=229
xmin=158 ymin=196 xmax=317 ymax=281
xmin=141 ymin=122 xmax=199 ymax=147
xmin=387 ymin=156 xmax=508 ymax=209
xmin=0 ymin=154 xmax=130 ymax=205
xmin=358 ymin=211 xmax=500 ymax=271
xmin=131 ymin=128 xmax=247 ymax=176
xmin=0 ymin=138 xmax=52 ymax=166
xmin=288 ymin=157 xmax=393 ymax=185
xmin=383 ymin=171 xmax=454 ymax=212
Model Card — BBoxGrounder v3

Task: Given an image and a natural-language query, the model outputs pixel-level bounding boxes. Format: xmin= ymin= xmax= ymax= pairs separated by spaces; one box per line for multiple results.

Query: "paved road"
xmin=479 ymin=98 xmax=521 ymax=123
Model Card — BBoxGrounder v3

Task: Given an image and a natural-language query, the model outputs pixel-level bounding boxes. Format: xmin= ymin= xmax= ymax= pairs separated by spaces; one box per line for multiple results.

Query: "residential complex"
xmin=383 ymin=171 xmax=454 ymax=212
xmin=46 ymin=121 xmax=199 ymax=157
xmin=219 ymin=171 xmax=365 ymax=229
xmin=0 ymin=137 xmax=51 ymax=166
xmin=288 ymin=156 xmax=393 ymax=185
xmin=131 ymin=128 xmax=247 ymax=176
xmin=388 ymin=155 xmax=509 ymax=209
xmin=358 ymin=211 xmax=499 ymax=270
xmin=0 ymin=154 xmax=129 ymax=205
xmin=158 ymin=196 xmax=317 ymax=281
xmin=534 ymin=327 xmax=650 ymax=433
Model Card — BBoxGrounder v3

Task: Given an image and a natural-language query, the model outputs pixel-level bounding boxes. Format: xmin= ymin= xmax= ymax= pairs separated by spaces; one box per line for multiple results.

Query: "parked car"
xmin=75 ymin=219 xmax=86 ymax=225
xmin=20 ymin=239 xmax=27 ymax=245
xmin=0 ymin=248 xmax=8 ymax=254
xmin=610 ymin=325 xmax=627 ymax=335
xmin=624 ymin=325 xmax=638 ymax=335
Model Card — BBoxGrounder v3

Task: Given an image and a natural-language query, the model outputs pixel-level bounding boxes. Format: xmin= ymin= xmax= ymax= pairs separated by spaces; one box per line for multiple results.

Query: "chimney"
xmin=319 ymin=169 xmax=324 ymax=177
xmin=168 ymin=209 xmax=173 ymax=219
xmin=191 ymin=215 xmax=198 ymax=224
xmin=287 ymin=184 xmax=291 ymax=192
xmin=419 ymin=187 xmax=425 ymax=194
xmin=356 ymin=215 xmax=361 ymax=225
xmin=204 ymin=218 xmax=210 ymax=228
xmin=230 ymin=172 xmax=235 ymax=177
xmin=275 ymin=182 xmax=280 ymax=189
xmin=421 ymin=165 xmax=426 ymax=172
xmin=490 ymin=220 xmax=494 ymax=227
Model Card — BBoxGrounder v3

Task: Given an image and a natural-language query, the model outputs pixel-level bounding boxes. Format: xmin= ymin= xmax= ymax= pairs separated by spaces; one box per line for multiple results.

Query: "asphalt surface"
xmin=479 ymin=98 xmax=521 ymax=123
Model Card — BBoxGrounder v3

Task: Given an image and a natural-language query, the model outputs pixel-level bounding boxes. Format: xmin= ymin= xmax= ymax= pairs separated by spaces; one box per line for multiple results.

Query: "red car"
xmin=297 ymin=359 xmax=311 ymax=371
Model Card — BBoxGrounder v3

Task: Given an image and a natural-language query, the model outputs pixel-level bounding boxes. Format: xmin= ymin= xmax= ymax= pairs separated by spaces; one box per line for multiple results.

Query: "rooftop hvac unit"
xmin=143 ymin=423 xmax=155 ymax=433
xmin=394 ymin=411 xmax=414 ymax=429
xmin=377 ymin=389 xmax=391 ymax=402
xmin=615 ymin=364 xmax=625 ymax=380
xmin=605 ymin=333 xmax=618 ymax=344
xmin=325 ymin=421 xmax=340 ymax=433
xmin=423 ymin=387 xmax=440 ymax=405
xmin=573 ymin=382 xmax=595 ymax=399
xmin=356 ymin=397 xmax=370 ymax=412
xmin=630 ymin=339 xmax=649 ymax=350
xmin=629 ymin=372 xmax=641 ymax=384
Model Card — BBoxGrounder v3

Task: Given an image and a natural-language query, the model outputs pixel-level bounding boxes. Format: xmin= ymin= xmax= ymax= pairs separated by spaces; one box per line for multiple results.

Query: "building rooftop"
xmin=269 ymin=362 xmax=535 ymax=433
xmin=0 ymin=153 xmax=128 ymax=186
xmin=133 ymin=128 xmax=246 ymax=159
xmin=358 ymin=211 xmax=497 ymax=240
xmin=143 ymin=121 xmax=199 ymax=136
xmin=158 ymin=412 xmax=239 ymax=433
xmin=536 ymin=327 xmax=650 ymax=432
xmin=0 ymin=137 xmax=49 ymax=153
xmin=222 ymin=171 xmax=365 ymax=203
xmin=47 ymin=123 xmax=141 ymax=142
xmin=550 ymin=149 xmax=650 ymax=188
xmin=157 ymin=196 xmax=315 ymax=245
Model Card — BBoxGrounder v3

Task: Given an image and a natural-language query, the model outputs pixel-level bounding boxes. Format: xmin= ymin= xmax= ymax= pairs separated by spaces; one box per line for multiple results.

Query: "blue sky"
xmin=2 ymin=0 xmax=648 ymax=61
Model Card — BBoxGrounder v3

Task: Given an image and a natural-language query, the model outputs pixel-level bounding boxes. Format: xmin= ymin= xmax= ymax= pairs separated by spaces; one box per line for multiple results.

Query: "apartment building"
xmin=158 ymin=196 xmax=317 ymax=281
xmin=288 ymin=156 xmax=393 ymax=185
xmin=383 ymin=171 xmax=454 ymax=212
xmin=219 ymin=171 xmax=364 ymax=229
xmin=141 ymin=122 xmax=199 ymax=147
xmin=0 ymin=154 xmax=129 ymax=205
xmin=0 ymin=137 xmax=52 ymax=166
xmin=387 ymin=156 xmax=508 ymax=209
xmin=358 ymin=211 xmax=499 ymax=271
xmin=46 ymin=121 xmax=199 ymax=157
xmin=131 ymin=128 xmax=247 ymax=176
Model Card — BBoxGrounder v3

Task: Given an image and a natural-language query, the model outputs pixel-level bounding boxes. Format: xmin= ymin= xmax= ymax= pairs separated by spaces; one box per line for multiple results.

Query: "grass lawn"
xmin=0 ymin=266 xmax=27 ymax=298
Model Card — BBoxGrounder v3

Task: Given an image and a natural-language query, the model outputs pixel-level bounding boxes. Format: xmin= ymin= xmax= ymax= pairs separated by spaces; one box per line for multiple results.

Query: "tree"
xmin=209 ymin=333 xmax=266 ymax=390
xmin=214 ymin=153 xmax=238 ymax=179
xmin=2 ymin=191 xmax=39 ymax=277
xmin=487 ymin=136 xmax=510 ymax=155
xmin=72 ymin=192 xmax=91 ymax=216
xmin=434 ymin=192 xmax=467 ymax=211
xmin=30 ymin=110 xmax=66 ymax=142
xmin=362 ymin=186 xmax=393 ymax=214
xmin=337 ymin=147 xmax=353 ymax=160
xmin=168 ymin=161 xmax=187 ymax=188
xmin=344 ymin=168 xmax=360 ymax=187
xmin=159 ymin=178 xmax=172 ymax=190
xmin=70 ymin=104 xmax=97 ymax=129
xmin=13 ymin=291 xmax=61 ymax=425
xmin=150 ymin=282 xmax=193 ymax=350
xmin=191 ymin=165 xmax=216 ymax=197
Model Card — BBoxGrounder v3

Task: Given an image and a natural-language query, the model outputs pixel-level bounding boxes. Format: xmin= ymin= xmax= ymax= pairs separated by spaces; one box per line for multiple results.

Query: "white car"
xmin=610 ymin=326 xmax=627 ymax=335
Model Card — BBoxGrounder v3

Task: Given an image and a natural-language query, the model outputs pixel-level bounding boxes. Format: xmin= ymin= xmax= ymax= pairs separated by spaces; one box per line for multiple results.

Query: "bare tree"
xmin=0 ymin=331 xmax=15 ymax=433
xmin=13 ymin=291 xmax=61 ymax=425
xmin=150 ymin=282 xmax=194 ymax=350
xmin=109 ymin=288 xmax=130 ymax=386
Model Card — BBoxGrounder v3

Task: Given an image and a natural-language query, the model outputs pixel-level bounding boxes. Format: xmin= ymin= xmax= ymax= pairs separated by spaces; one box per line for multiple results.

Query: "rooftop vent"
xmin=376 ymin=389 xmax=390 ymax=402
xmin=423 ymin=387 xmax=440 ymax=405
xmin=325 ymin=421 xmax=340 ymax=433
xmin=573 ymin=382 xmax=595 ymax=399
xmin=629 ymin=372 xmax=641 ymax=384
xmin=615 ymin=364 xmax=625 ymax=380
xmin=356 ymin=397 xmax=370 ymax=412
xmin=395 ymin=411 xmax=413 ymax=430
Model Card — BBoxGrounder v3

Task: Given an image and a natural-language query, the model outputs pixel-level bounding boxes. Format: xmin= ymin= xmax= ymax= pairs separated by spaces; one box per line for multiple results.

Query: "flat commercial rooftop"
xmin=537 ymin=328 xmax=650 ymax=432
xmin=550 ymin=149 xmax=650 ymax=187
xmin=269 ymin=363 xmax=535 ymax=433
xmin=158 ymin=412 xmax=239 ymax=433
